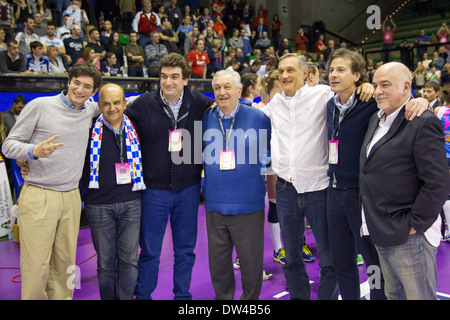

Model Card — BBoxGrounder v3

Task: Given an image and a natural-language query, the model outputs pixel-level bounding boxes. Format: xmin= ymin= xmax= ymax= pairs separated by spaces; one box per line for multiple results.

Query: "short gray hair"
xmin=212 ymin=70 xmax=243 ymax=89
xmin=279 ymin=53 xmax=308 ymax=70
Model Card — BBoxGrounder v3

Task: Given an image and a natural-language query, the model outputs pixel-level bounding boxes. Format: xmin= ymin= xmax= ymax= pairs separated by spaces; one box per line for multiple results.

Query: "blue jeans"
xmin=135 ymin=183 xmax=201 ymax=300
xmin=275 ymin=178 xmax=338 ymax=300
xmin=327 ymin=187 xmax=386 ymax=300
xmin=375 ymin=233 xmax=438 ymax=300
xmin=85 ymin=198 xmax=141 ymax=300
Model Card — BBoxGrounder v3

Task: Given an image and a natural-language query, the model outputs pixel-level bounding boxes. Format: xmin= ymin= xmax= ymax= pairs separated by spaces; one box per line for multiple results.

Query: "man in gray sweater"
xmin=2 ymin=62 xmax=102 ymax=300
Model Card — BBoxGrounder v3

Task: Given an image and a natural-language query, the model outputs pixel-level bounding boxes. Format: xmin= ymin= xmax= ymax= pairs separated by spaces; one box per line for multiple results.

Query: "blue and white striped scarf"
xmin=89 ymin=114 xmax=146 ymax=191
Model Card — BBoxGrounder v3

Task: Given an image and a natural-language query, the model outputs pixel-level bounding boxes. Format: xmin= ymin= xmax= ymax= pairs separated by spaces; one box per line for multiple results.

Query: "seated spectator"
xmin=25 ymin=40 xmax=49 ymax=74
xmin=101 ymin=51 xmax=123 ymax=76
xmin=198 ymin=7 xmax=213 ymax=33
xmin=63 ymin=24 xmax=84 ymax=68
xmin=240 ymin=28 xmax=252 ymax=58
xmin=254 ymin=17 xmax=268 ymax=39
xmin=421 ymin=52 xmax=432 ymax=69
xmin=0 ymin=27 xmax=6 ymax=51
xmin=254 ymin=30 xmax=270 ymax=51
xmin=157 ymin=17 xmax=179 ymax=53
xmin=225 ymin=57 xmax=240 ymax=72
xmin=276 ymin=37 xmax=291 ymax=59
xmin=33 ymin=12 xmax=47 ymax=37
xmin=315 ymin=53 xmax=327 ymax=70
xmin=186 ymin=38 xmax=209 ymax=79
xmin=184 ymin=25 xmax=200 ymax=55
xmin=239 ymin=58 xmax=261 ymax=75
xmin=256 ymin=57 xmax=276 ymax=77
xmin=105 ymin=32 xmax=124 ymax=66
xmin=86 ymin=28 xmax=106 ymax=61
xmin=223 ymin=47 xmax=235 ymax=70
xmin=77 ymin=46 xmax=101 ymax=70
xmin=63 ymin=0 xmax=89 ymax=39
xmin=432 ymin=50 xmax=445 ymax=70
xmin=229 ymin=28 xmax=243 ymax=50
xmin=40 ymin=22 xmax=69 ymax=64
xmin=15 ymin=0 xmax=33 ymax=32
xmin=252 ymin=10 xmax=268 ymax=30
xmin=56 ymin=14 xmax=72 ymax=40
xmin=0 ymin=39 xmax=28 ymax=73
xmin=100 ymin=20 xmax=113 ymax=46
xmin=176 ymin=15 xmax=193 ymax=53
xmin=315 ymin=33 xmax=326 ymax=55
xmin=427 ymin=62 xmax=441 ymax=83
xmin=144 ymin=31 xmax=168 ymax=77
xmin=235 ymin=47 xmax=248 ymax=72
xmin=124 ymin=31 xmax=145 ymax=77
xmin=33 ymin=0 xmax=53 ymax=25
xmin=47 ymin=44 xmax=67 ymax=74
xmin=15 ymin=15 xmax=40 ymax=55
xmin=441 ymin=63 xmax=450 ymax=85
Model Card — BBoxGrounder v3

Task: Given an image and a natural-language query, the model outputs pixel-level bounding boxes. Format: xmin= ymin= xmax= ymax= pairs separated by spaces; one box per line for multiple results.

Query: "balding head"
xmin=98 ymin=83 xmax=127 ymax=129
xmin=372 ymin=62 xmax=412 ymax=115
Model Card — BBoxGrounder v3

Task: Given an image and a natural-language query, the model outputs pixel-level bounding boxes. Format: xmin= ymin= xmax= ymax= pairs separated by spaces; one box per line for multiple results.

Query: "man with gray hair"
xmin=360 ymin=62 xmax=450 ymax=300
xmin=202 ymin=70 xmax=271 ymax=300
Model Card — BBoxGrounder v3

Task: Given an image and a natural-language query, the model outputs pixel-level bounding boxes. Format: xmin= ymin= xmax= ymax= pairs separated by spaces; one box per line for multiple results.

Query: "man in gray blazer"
xmin=359 ymin=62 xmax=450 ymax=300
xmin=2 ymin=95 xmax=26 ymax=136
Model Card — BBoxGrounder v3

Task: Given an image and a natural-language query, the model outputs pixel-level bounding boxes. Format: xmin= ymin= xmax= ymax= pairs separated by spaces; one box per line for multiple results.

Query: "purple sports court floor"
xmin=1 ymin=197 xmax=450 ymax=301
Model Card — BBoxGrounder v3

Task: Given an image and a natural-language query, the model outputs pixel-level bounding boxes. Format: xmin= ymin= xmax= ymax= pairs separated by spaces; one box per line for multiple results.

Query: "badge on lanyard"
xmin=328 ymin=140 xmax=339 ymax=164
xmin=115 ymin=162 xmax=132 ymax=184
xmin=169 ymin=129 xmax=182 ymax=152
xmin=220 ymin=149 xmax=235 ymax=170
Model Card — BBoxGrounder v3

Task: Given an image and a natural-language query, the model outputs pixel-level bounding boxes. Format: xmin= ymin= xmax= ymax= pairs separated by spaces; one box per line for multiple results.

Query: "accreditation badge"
xmin=115 ymin=162 xmax=132 ymax=185
xmin=220 ymin=150 xmax=235 ymax=170
xmin=328 ymin=140 xmax=339 ymax=164
xmin=168 ymin=129 xmax=182 ymax=152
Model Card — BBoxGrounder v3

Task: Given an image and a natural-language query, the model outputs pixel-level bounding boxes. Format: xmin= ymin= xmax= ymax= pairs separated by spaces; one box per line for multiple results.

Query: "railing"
xmin=0 ymin=73 xmax=215 ymax=94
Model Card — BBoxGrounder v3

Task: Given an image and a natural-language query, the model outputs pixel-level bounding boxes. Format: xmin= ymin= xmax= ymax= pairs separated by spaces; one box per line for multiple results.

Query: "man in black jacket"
xmin=360 ymin=62 xmax=450 ymax=300
xmin=126 ymin=53 xmax=215 ymax=300
xmin=0 ymin=39 xmax=27 ymax=73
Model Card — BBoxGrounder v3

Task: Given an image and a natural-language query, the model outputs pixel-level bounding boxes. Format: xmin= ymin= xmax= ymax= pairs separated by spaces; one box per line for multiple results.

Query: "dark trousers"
xmin=327 ymin=187 xmax=386 ymax=300
xmin=206 ymin=210 xmax=265 ymax=300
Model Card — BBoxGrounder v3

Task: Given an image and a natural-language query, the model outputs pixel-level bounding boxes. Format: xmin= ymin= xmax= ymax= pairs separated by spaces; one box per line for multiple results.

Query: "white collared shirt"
xmin=262 ymin=83 xmax=333 ymax=194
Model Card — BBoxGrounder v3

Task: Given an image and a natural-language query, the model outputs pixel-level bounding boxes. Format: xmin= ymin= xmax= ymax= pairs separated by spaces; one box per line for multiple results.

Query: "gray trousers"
xmin=206 ymin=210 xmax=265 ymax=300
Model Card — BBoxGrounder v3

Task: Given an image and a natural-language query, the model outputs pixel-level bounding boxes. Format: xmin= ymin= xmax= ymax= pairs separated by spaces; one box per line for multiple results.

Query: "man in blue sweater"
xmin=126 ymin=53 xmax=215 ymax=300
xmin=202 ymin=70 xmax=271 ymax=300
xmin=81 ymin=83 xmax=145 ymax=300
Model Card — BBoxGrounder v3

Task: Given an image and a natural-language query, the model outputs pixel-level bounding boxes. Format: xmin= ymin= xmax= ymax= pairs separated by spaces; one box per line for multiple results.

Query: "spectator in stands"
xmin=254 ymin=17 xmax=268 ymax=39
xmin=33 ymin=12 xmax=47 ymax=37
xmin=214 ymin=15 xmax=226 ymax=38
xmin=176 ymin=14 xmax=193 ymax=54
xmin=124 ymin=31 xmax=145 ymax=77
xmin=15 ymin=15 xmax=40 ymax=55
xmin=99 ymin=20 xmax=113 ymax=46
xmin=0 ymin=39 xmax=27 ymax=73
xmin=415 ymin=29 xmax=431 ymax=62
xmin=210 ymin=0 xmax=225 ymax=18
xmin=271 ymin=14 xmax=281 ymax=49
xmin=56 ymin=14 xmax=72 ymax=40
xmin=145 ymin=31 xmax=168 ymax=77
xmin=132 ymin=1 xmax=160 ymax=48
xmin=105 ymin=32 xmax=124 ymax=66
xmin=208 ymin=37 xmax=223 ymax=78
xmin=239 ymin=58 xmax=261 ymax=76
xmin=184 ymin=25 xmax=200 ymax=54
xmin=186 ymin=38 xmax=209 ymax=79
xmin=315 ymin=53 xmax=327 ymax=70
xmin=276 ymin=37 xmax=291 ymax=60
xmin=0 ymin=0 xmax=15 ymax=41
xmin=119 ymin=0 xmax=136 ymax=34
xmin=421 ymin=52 xmax=432 ymax=69
xmin=441 ymin=63 xmax=450 ymax=85
xmin=63 ymin=0 xmax=89 ymax=38
xmin=198 ymin=6 xmax=212 ymax=33
xmin=158 ymin=17 xmax=179 ymax=53
xmin=427 ymin=62 xmax=441 ymax=83
xmin=100 ymin=51 xmax=123 ymax=76
xmin=381 ymin=16 xmax=396 ymax=63
xmin=86 ymin=28 xmax=106 ymax=61
xmin=306 ymin=62 xmax=320 ymax=87
xmin=40 ymin=23 xmax=66 ymax=59
xmin=25 ymin=40 xmax=49 ymax=73
xmin=63 ymin=24 xmax=83 ymax=68
xmin=413 ymin=63 xmax=427 ymax=89
xmin=77 ymin=46 xmax=100 ymax=70
xmin=257 ymin=57 xmax=277 ymax=77
xmin=54 ymin=0 xmax=70 ymax=14
xmin=254 ymin=30 xmax=270 ymax=51
xmin=323 ymin=39 xmax=335 ymax=61
xmin=156 ymin=4 xmax=167 ymax=21
xmin=47 ymin=44 xmax=67 ymax=74
xmin=33 ymin=0 xmax=52 ymax=25
xmin=14 ymin=0 xmax=33 ymax=32
xmin=229 ymin=28 xmax=243 ymax=50
xmin=437 ymin=22 xmax=450 ymax=51
xmin=0 ymin=27 xmax=6 ymax=51
xmin=241 ymin=0 xmax=253 ymax=27
xmin=165 ymin=0 xmax=183 ymax=31
xmin=315 ymin=33 xmax=326 ymax=56
xmin=294 ymin=27 xmax=308 ymax=54
xmin=240 ymin=28 xmax=252 ymax=58
xmin=1 ymin=95 xmax=26 ymax=138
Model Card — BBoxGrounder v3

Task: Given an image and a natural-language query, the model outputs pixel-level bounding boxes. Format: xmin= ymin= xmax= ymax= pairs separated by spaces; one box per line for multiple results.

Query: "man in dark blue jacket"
xmin=125 ymin=53 xmax=215 ymax=300
xmin=326 ymin=49 xmax=428 ymax=300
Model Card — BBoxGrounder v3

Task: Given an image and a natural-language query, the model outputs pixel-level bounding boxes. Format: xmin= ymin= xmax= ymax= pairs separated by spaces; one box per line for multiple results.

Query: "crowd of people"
xmin=1 ymin=0 xmax=450 ymax=303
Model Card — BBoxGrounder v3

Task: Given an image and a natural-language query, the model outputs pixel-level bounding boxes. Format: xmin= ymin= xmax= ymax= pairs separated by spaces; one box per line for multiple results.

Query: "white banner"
xmin=0 ymin=156 xmax=13 ymax=237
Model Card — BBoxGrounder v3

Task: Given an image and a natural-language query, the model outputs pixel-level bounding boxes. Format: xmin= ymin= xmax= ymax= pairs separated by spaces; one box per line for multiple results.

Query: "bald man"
xmin=360 ymin=62 xmax=450 ymax=300
xmin=81 ymin=84 xmax=146 ymax=300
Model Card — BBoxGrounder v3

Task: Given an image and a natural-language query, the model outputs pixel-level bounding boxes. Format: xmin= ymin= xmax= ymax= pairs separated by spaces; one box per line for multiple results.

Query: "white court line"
xmin=273 ymin=281 xmax=314 ymax=299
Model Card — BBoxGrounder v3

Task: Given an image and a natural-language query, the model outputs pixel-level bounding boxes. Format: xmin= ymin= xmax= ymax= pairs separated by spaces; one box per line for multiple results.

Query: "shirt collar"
xmin=160 ymin=89 xmax=184 ymax=108
xmin=377 ymin=98 xmax=410 ymax=126
xmin=59 ymin=91 xmax=86 ymax=110
xmin=218 ymin=103 xmax=239 ymax=119
xmin=103 ymin=116 xmax=125 ymax=135
xmin=333 ymin=90 xmax=356 ymax=113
